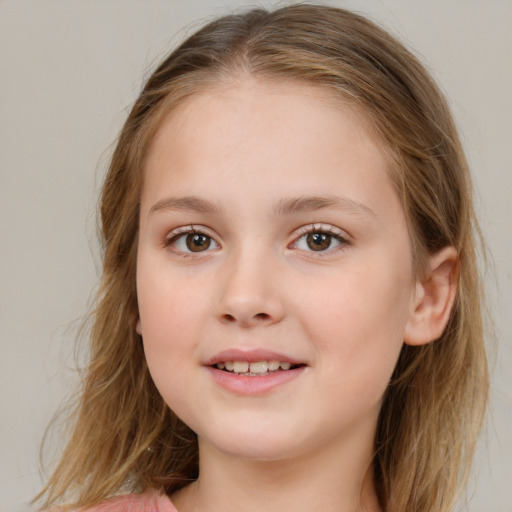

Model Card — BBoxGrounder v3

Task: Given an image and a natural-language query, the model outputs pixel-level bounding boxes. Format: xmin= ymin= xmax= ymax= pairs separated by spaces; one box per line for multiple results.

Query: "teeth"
xmin=233 ymin=361 xmax=249 ymax=373
xmin=215 ymin=360 xmax=297 ymax=374
xmin=268 ymin=360 xmax=280 ymax=371
xmin=249 ymin=361 xmax=268 ymax=374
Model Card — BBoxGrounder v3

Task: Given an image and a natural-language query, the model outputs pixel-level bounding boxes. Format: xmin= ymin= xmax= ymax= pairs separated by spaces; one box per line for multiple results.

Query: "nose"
xmin=214 ymin=252 xmax=285 ymax=328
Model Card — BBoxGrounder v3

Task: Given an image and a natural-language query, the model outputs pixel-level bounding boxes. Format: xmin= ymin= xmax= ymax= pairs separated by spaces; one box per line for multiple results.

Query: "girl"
xmin=37 ymin=4 xmax=489 ymax=512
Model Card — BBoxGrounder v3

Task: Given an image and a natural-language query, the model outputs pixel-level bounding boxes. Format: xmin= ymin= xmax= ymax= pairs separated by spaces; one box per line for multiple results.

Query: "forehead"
xmin=141 ymin=78 xmax=399 ymax=220
xmin=146 ymin=79 xmax=386 ymax=169
xmin=159 ymin=77 xmax=376 ymax=142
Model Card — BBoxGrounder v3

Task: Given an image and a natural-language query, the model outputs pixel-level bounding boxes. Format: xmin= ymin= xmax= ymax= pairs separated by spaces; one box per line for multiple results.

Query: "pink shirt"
xmin=81 ymin=488 xmax=177 ymax=512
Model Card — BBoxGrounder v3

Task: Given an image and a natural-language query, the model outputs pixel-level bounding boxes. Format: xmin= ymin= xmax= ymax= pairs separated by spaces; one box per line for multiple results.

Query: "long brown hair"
xmin=37 ymin=5 xmax=488 ymax=511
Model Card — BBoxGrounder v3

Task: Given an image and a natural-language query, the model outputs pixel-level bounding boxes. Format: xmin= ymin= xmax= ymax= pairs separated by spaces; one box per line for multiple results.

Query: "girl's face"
xmin=137 ymin=80 xmax=417 ymax=463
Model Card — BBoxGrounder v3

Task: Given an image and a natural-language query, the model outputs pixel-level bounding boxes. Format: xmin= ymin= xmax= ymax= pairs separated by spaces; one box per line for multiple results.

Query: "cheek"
xmin=305 ymin=264 xmax=410 ymax=332
xmin=137 ymin=258 xmax=206 ymax=335
xmin=295 ymin=258 xmax=413 ymax=384
xmin=136 ymin=262 xmax=205 ymax=386
xmin=138 ymin=283 xmax=203 ymax=421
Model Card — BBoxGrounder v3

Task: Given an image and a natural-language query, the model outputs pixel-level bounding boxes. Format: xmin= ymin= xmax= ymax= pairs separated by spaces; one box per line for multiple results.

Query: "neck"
xmin=171 ymin=424 xmax=381 ymax=512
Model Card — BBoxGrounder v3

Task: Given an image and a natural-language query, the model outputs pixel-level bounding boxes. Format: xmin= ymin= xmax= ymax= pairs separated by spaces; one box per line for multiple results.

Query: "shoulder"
xmin=77 ymin=488 xmax=177 ymax=512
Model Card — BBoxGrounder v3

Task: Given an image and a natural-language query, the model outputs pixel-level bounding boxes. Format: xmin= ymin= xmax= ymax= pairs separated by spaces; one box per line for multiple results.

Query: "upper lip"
xmin=204 ymin=348 xmax=306 ymax=366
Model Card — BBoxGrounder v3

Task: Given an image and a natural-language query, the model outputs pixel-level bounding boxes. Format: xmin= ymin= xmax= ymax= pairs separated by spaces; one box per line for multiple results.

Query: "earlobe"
xmin=404 ymin=246 xmax=459 ymax=346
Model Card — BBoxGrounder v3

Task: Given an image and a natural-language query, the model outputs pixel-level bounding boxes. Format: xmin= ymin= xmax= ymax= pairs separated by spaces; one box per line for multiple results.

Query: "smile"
xmin=206 ymin=350 xmax=307 ymax=395
xmin=214 ymin=360 xmax=302 ymax=376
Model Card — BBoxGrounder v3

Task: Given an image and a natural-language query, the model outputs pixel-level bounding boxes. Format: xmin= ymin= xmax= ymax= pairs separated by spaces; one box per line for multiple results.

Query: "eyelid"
xmin=164 ymin=224 xmax=211 ymax=241
xmin=293 ymin=223 xmax=349 ymax=238
xmin=289 ymin=223 xmax=351 ymax=253
xmin=164 ymin=225 xmax=221 ymax=254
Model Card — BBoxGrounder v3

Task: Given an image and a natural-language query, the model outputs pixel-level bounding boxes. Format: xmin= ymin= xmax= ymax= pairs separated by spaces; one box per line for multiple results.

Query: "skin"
xmin=136 ymin=79 xmax=457 ymax=512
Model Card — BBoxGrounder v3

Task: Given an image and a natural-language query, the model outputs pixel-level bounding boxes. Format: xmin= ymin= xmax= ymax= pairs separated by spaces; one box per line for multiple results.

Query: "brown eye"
xmin=166 ymin=228 xmax=220 ymax=255
xmin=185 ymin=233 xmax=212 ymax=252
xmin=306 ymin=232 xmax=332 ymax=251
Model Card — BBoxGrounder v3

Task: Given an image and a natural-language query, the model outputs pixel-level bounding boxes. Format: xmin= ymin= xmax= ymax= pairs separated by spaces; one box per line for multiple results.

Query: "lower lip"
xmin=206 ymin=366 xmax=306 ymax=395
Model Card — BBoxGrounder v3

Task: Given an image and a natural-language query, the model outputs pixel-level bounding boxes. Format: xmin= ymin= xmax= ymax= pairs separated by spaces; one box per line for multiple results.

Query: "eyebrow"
xmin=273 ymin=195 xmax=377 ymax=218
xmin=148 ymin=194 xmax=376 ymax=218
xmin=149 ymin=196 xmax=221 ymax=216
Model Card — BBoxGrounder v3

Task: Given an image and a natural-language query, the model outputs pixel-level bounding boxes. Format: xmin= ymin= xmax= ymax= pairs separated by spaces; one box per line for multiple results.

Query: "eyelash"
xmin=290 ymin=224 xmax=350 ymax=255
xmin=163 ymin=224 xmax=350 ymax=257
xmin=164 ymin=225 xmax=220 ymax=257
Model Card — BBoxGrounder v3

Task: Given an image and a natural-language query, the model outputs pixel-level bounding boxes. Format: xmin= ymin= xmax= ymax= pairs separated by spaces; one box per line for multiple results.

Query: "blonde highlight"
xmin=37 ymin=5 xmax=489 ymax=511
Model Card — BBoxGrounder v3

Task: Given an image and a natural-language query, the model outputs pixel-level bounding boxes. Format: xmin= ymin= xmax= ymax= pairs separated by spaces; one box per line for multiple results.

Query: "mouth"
xmin=206 ymin=350 xmax=307 ymax=394
xmin=213 ymin=360 xmax=305 ymax=376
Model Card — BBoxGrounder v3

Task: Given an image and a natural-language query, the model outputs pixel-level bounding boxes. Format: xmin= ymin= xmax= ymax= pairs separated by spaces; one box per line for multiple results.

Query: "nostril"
xmin=220 ymin=312 xmax=271 ymax=324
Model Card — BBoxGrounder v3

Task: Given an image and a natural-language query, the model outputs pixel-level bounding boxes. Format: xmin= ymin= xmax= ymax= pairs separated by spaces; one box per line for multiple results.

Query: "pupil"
xmin=307 ymin=232 xmax=331 ymax=251
xmin=186 ymin=234 xmax=210 ymax=252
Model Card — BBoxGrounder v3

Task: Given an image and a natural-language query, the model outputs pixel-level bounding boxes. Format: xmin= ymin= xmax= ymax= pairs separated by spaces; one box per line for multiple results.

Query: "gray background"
xmin=0 ymin=1 xmax=510 ymax=511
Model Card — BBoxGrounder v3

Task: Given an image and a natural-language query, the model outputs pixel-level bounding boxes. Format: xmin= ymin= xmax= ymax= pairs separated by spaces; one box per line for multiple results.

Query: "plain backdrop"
xmin=0 ymin=1 xmax=511 ymax=511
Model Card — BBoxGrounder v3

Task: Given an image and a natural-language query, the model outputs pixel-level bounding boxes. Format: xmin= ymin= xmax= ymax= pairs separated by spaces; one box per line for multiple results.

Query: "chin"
xmin=198 ymin=420 xmax=311 ymax=462
xmin=216 ymin=439 xmax=297 ymax=462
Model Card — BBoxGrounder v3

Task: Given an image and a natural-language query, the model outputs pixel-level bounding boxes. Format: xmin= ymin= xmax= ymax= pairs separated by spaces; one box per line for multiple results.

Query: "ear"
xmin=404 ymin=246 xmax=459 ymax=346
xmin=136 ymin=318 xmax=142 ymax=335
